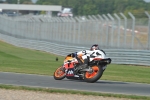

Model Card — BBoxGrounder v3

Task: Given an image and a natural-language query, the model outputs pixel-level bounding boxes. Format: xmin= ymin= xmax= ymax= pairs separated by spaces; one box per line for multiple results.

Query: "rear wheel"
xmin=53 ymin=66 xmax=66 ymax=80
xmin=84 ymin=65 xmax=103 ymax=83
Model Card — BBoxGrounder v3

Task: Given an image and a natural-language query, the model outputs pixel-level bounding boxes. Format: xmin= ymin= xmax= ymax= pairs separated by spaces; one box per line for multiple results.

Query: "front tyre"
xmin=53 ymin=66 xmax=66 ymax=80
xmin=84 ymin=65 xmax=103 ymax=83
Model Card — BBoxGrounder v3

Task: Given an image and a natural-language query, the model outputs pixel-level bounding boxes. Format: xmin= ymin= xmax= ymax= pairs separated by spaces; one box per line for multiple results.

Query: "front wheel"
xmin=84 ymin=65 xmax=103 ymax=83
xmin=53 ymin=66 xmax=66 ymax=80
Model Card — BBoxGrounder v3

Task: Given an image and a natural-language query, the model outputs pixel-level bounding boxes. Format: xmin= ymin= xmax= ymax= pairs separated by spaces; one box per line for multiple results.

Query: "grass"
xmin=0 ymin=40 xmax=150 ymax=99
xmin=101 ymin=64 xmax=150 ymax=83
xmin=0 ymin=40 xmax=64 ymax=75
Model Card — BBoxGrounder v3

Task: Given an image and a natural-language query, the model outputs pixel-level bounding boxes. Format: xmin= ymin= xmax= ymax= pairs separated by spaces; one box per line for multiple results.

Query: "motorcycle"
xmin=53 ymin=52 xmax=111 ymax=83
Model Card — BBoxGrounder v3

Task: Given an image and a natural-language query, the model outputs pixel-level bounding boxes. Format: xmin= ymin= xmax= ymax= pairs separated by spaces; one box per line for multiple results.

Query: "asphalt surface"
xmin=0 ymin=72 xmax=150 ymax=97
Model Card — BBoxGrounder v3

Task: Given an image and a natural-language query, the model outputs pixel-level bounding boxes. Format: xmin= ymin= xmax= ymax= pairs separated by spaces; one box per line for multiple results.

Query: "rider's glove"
xmin=71 ymin=52 xmax=77 ymax=57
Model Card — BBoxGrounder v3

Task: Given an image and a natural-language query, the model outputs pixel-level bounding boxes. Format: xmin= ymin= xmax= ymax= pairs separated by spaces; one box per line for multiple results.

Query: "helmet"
xmin=90 ymin=44 xmax=100 ymax=51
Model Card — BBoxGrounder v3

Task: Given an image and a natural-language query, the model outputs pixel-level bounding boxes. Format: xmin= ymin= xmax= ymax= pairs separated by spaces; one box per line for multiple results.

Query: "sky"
xmin=144 ymin=0 xmax=150 ymax=2
xmin=31 ymin=0 xmax=37 ymax=3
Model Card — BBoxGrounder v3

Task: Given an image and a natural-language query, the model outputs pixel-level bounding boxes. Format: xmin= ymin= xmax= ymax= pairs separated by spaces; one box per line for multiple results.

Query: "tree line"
xmin=2 ymin=0 xmax=150 ymax=17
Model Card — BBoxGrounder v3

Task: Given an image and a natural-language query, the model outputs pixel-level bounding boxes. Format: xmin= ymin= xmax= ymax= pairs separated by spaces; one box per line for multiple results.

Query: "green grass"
xmin=101 ymin=64 xmax=150 ymax=83
xmin=0 ymin=40 xmax=64 ymax=75
xmin=0 ymin=40 xmax=150 ymax=84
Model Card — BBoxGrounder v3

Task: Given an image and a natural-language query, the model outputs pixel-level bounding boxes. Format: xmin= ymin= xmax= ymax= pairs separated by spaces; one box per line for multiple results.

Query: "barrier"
xmin=1 ymin=33 xmax=150 ymax=66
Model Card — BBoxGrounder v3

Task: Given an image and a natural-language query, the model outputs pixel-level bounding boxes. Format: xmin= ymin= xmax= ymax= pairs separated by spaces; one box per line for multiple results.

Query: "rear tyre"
xmin=53 ymin=66 xmax=66 ymax=80
xmin=84 ymin=65 xmax=103 ymax=83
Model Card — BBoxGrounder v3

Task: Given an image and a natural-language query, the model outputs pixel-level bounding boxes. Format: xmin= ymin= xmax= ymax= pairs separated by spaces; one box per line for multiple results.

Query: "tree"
xmin=34 ymin=0 xmax=150 ymax=17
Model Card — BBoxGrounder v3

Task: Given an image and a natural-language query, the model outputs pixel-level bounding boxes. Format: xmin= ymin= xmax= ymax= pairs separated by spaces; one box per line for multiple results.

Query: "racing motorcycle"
xmin=53 ymin=51 xmax=111 ymax=83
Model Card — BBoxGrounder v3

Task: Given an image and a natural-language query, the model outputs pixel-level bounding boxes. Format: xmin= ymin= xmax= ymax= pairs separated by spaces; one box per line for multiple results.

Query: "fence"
xmin=0 ymin=12 xmax=150 ymax=49
xmin=0 ymin=12 xmax=150 ymax=66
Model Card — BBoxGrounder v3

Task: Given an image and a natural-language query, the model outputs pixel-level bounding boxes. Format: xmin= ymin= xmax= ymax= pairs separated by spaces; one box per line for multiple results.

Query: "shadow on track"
xmin=55 ymin=78 xmax=128 ymax=85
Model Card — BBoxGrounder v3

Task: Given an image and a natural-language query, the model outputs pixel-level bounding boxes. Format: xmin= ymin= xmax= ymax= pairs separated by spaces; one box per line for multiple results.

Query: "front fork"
xmin=101 ymin=65 xmax=107 ymax=73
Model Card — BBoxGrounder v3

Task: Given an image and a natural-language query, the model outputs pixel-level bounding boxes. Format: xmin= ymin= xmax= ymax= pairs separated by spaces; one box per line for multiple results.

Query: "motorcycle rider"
xmin=73 ymin=44 xmax=106 ymax=69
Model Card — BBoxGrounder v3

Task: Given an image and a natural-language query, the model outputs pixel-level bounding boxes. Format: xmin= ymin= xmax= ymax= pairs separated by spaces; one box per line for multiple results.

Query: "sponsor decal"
xmin=66 ymin=68 xmax=74 ymax=76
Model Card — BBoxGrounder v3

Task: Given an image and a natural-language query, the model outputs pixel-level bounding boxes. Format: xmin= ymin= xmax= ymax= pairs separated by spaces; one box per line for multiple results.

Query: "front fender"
xmin=90 ymin=58 xmax=111 ymax=66
xmin=101 ymin=58 xmax=111 ymax=64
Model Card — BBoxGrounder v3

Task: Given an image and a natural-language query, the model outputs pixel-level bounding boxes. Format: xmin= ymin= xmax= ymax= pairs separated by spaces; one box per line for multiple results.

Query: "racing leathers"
xmin=76 ymin=49 xmax=106 ymax=68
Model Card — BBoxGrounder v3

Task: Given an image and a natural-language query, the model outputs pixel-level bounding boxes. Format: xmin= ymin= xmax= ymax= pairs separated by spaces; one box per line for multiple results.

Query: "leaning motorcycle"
xmin=53 ymin=52 xmax=111 ymax=83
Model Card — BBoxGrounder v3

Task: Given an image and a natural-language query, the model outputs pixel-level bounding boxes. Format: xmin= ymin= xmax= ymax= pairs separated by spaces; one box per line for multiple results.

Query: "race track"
xmin=0 ymin=72 xmax=150 ymax=97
